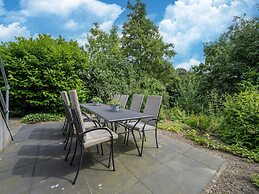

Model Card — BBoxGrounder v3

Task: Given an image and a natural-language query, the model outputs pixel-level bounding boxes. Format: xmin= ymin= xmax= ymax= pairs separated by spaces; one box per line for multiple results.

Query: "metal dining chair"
xmin=125 ymin=95 xmax=162 ymax=156
xmin=113 ymin=94 xmax=120 ymax=101
xmin=130 ymin=94 xmax=144 ymax=112
xmin=119 ymin=95 xmax=129 ymax=109
xmin=69 ymin=90 xmax=118 ymax=185
xmin=60 ymin=91 xmax=97 ymax=161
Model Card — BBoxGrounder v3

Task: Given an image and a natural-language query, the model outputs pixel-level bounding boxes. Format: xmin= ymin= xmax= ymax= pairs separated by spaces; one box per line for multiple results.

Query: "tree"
xmin=84 ymin=24 xmax=128 ymax=101
xmin=194 ymin=17 xmax=259 ymax=95
xmin=122 ymin=0 xmax=176 ymax=80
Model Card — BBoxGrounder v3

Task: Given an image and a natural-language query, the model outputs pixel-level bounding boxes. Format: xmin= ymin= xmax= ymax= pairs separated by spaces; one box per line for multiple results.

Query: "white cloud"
xmin=159 ymin=0 xmax=257 ymax=62
xmin=20 ymin=0 xmax=123 ymax=37
xmin=0 ymin=22 xmax=30 ymax=42
xmin=76 ymin=32 xmax=88 ymax=47
xmin=99 ymin=21 xmax=113 ymax=32
xmin=176 ymin=58 xmax=201 ymax=70
xmin=20 ymin=0 xmax=123 ymax=21
xmin=64 ymin=19 xmax=80 ymax=30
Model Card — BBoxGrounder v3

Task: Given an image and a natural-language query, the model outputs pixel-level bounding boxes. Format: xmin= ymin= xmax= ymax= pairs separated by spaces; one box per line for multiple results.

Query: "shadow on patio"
xmin=0 ymin=121 xmax=225 ymax=194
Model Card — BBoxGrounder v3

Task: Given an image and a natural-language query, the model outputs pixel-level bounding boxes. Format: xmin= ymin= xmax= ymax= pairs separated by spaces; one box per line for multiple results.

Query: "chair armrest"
xmin=143 ymin=118 xmax=158 ymax=129
xmin=81 ymin=111 xmax=89 ymax=118
xmin=79 ymin=127 xmax=115 ymax=139
xmin=83 ymin=118 xmax=101 ymax=127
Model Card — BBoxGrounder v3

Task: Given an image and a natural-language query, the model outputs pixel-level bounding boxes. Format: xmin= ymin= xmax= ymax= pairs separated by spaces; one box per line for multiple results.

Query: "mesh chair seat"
xmin=83 ymin=129 xmax=118 ymax=148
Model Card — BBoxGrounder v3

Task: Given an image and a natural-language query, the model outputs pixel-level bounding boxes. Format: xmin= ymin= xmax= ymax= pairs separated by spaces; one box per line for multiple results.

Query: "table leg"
xmin=128 ymin=119 xmax=141 ymax=156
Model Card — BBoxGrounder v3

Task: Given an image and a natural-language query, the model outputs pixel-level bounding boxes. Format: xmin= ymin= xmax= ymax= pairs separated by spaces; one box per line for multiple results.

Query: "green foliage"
xmin=217 ymin=88 xmax=259 ymax=150
xmin=158 ymin=121 xmax=184 ymax=133
xmin=160 ymin=107 xmax=186 ymax=122
xmin=22 ymin=113 xmax=62 ymax=124
xmin=122 ymin=0 xmax=176 ymax=79
xmin=0 ymin=35 xmax=88 ymax=115
xmin=91 ymin=97 xmax=103 ymax=103
xmin=108 ymin=99 xmax=120 ymax=106
xmin=194 ymin=17 xmax=259 ymax=95
xmin=183 ymin=114 xmax=222 ymax=133
xmin=158 ymin=120 xmax=190 ymax=133
xmin=84 ymin=24 xmax=128 ymax=101
xmin=186 ymin=130 xmax=259 ymax=162
xmin=176 ymin=71 xmax=203 ymax=113
xmin=121 ymin=0 xmax=178 ymax=105
xmin=251 ymin=174 xmax=259 ymax=188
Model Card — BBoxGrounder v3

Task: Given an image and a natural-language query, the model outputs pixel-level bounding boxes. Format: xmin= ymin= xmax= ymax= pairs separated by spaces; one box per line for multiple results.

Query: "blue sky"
xmin=0 ymin=0 xmax=258 ymax=69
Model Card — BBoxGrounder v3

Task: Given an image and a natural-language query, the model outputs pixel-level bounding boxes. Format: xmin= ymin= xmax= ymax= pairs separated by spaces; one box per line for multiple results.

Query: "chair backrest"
xmin=70 ymin=107 xmax=84 ymax=143
xmin=68 ymin=90 xmax=85 ymax=135
xmin=130 ymin=94 xmax=144 ymax=112
xmin=119 ymin=95 xmax=129 ymax=109
xmin=60 ymin=91 xmax=72 ymax=123
xmin=61 ymin=91 xmax=70 ymax=106
xmin=113 ymin=94 xmax=120 ymax=101
xmin=143 ymin=95 xmax=162 ymax=126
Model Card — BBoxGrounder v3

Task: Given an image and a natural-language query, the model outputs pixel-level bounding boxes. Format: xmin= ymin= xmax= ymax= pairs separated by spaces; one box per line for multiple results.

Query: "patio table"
xmin=80 ymin=103 xmax=153 ymax=156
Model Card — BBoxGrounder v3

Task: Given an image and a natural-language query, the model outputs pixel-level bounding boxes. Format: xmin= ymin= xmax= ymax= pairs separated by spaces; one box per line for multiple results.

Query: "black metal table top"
xmin=80 ymin=103 xmax=153 ymax=122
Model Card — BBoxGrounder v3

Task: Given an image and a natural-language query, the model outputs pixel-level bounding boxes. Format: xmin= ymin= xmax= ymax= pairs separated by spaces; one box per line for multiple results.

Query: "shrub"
xmin=251 ymin=174 xmax=259 ymax=188
xmin=0 ymin=35 xmax=89 ymax=116
xmin=183 ymin=114 xmax=218 ymax=133
xmin=186 ymin=130 xmax=259 ymax=162
xmin=169 ymin=107 xmax=186 ymax=121
xmin=217 ymin=88 xmax=259 ymax=150
xmin=91 ymin=97 xmax=103 ymax=103
xmin=22 ymin=113 xmax=62 ymax=124
xmin=159 ymin=107 xmax=186 ymax=122
xmin=158 ymin=121 xmax=186 ymax=133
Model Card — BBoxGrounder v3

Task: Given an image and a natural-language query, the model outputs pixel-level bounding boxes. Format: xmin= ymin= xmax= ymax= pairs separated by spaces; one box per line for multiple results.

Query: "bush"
xmin=251 ymin=174 xmax=259 ymax=188
xmin=22 ymin=113 xmax=62 ymax=124
xmin=186 ymin=130 xmax=259 ymax=162
xmin=183 ymin=114 xmax=221 ymax=133
xmin=169 ymin=107 xmax=186 ymax=121
xmin=217 ymin=88 xmax=259 ymax=150
xmin=0 ymin=35 xmax=89 ymax=116
xmin=159 ymin=107 xmax=186 ymax=122
xmin=158 ymin=121 xmax=187 ymax=133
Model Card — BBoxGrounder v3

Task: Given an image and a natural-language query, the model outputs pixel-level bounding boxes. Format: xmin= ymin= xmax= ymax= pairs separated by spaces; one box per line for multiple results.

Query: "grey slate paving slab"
xmin=183 ymin=147 xmax=225 ymax=170
xmin=0 ymin=121 xmax=225 ymax=194
xmin=117 ymin=181 xmax=152 ymax=194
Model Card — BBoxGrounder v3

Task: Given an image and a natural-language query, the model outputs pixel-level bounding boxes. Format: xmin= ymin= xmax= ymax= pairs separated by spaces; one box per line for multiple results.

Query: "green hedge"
xmin=0 ymin=35 xmax=89 ymax=115
xmin=22 ymin=113 xmax=63 ymax=124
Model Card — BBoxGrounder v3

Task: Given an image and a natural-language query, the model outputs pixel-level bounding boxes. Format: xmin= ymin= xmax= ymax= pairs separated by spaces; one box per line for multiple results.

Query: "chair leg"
xmin=70 ymin=140 xmax=78 ymax=166
xmin=138 ymin=130 xmax=142 ymax=139
xmin=72 ymin=145 xmax=83 ymax=185
xmin=101 ymin=143 xmax=104 ymax=155
xmin=65 ymin=130 xmax=73 ymax=161
xmin=63 ymin=129 xmax=70 ymax=150
xmin=111 ymin=140 xmax=115 ymax=171
xmin=108 ymin=142 xmax=112 ymax=168
xmin=61 ymin=118 xmax=67 ymax=135
xmin=126 ymin=129 xmax=130 ymax=146
xmin=96 ymin=145 xmax=99 ymax=154
xmin=123 ymin=129 xmax=127 ymax=144
xmin=155 ymin=127 xmax=159 ymax=148
xmin=140 ymin=130 xmax=145 ymax=156
xmin=62 ymin=120 xmax=69 ymax=137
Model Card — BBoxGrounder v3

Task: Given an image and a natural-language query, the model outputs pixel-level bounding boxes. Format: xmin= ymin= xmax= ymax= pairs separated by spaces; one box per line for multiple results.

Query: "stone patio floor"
xmin=0 ymin=121 xmax=225 ymax=194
